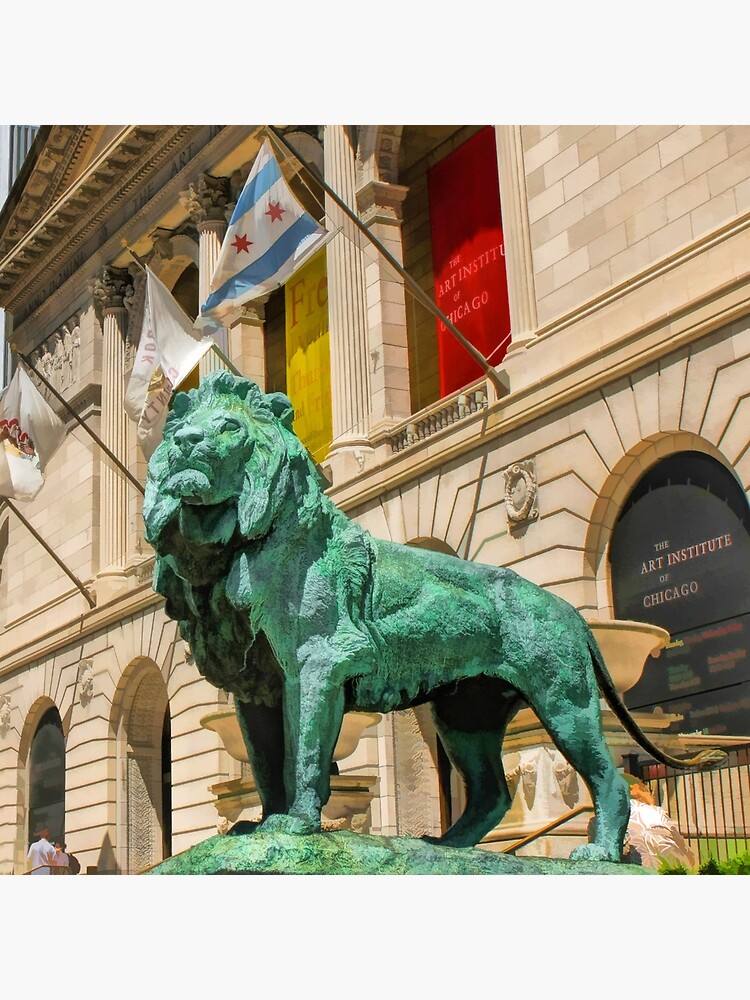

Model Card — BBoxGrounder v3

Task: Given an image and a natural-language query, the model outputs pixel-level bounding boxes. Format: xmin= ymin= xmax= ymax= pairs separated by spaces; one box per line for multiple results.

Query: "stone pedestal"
xmin=201 ymin=707 xmax=381 ymax=834
xmin=210 ymin=773 xmax=379 ymax=834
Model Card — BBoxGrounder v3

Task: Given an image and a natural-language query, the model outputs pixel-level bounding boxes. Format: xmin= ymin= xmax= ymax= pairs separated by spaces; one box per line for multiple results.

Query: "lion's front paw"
xmin=570 ymin=842 xmax=619 ymax=863
xmin=259 ymin=813 xmax=320 ymax=836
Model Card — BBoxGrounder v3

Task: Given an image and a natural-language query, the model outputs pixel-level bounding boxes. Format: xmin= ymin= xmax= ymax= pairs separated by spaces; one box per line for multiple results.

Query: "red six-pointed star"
xmin=232 ymin=234 xmax=252 ymax=253
xmin=265 ymin=200 xmax=285 ymax=223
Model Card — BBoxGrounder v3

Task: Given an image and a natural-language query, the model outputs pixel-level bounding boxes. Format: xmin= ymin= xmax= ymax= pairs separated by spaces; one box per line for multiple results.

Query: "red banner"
xmin=427 ymin=126 xmax=511 ymax=397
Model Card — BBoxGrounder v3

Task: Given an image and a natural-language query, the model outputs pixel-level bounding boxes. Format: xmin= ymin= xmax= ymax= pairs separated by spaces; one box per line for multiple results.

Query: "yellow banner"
xmin=285 ymin=250 xmax=332 ymax=464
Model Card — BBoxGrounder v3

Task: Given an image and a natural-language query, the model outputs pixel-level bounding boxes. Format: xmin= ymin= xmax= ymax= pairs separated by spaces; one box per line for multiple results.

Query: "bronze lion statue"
xmin=144 ymin=371 xmax=723 ymax=861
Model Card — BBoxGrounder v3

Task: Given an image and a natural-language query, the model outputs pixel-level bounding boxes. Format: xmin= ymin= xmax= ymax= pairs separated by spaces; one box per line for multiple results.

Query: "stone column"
xmin=228 ymin=299 xmax=268 ymax=390
xmin=92 ymin=266 xmax=131 ymax=604
xmin=180 ymin=173 xmax=230 ymax=375
xmin=356 ymin=179 xmax=411 ymax=432
xmin=494 ymin=126 xmax=539 ymax=392
xmin=323 ymin=126 xmax=372 ymax=478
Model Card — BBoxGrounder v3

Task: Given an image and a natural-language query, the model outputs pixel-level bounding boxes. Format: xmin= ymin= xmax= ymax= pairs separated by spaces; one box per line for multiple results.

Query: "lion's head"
xmin=144 ymin=371 xmax=322 ymax=583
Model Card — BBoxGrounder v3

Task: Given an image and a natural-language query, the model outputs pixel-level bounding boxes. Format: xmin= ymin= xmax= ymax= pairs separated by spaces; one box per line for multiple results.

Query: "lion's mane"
xmin=144 ymin=370 xmax=373 ymax=700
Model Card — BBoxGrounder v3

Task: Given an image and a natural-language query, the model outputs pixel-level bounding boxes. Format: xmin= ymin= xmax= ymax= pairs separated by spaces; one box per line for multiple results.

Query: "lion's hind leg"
xmin=530 ymin=661 xmax=630 ymax=863
xmin=429 ymin=676 xmax=523 ymax=848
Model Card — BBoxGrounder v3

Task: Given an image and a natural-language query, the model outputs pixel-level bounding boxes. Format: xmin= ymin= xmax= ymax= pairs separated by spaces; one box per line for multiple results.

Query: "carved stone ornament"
xmin=92 ymin=265 xmax=132 ymax=313
xmin=0 ymin=694 xmax=11 ymax=737
xmin=78 ymin=659 xmax=94 ymax=705
xmin=179 ymin=173 xmax=230 ymax=226
xmin=33 ymin=312 xmax=81 ymax=396
xmin=503 ymin=459 xmax=539 ymax=525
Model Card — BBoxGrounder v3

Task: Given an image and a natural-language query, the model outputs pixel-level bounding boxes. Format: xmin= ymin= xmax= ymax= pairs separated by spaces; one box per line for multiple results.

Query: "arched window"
xmin=28 ymin=707 xmax=65 ymax=846
xmin=609 ymin=451 xmax=750 ymax=736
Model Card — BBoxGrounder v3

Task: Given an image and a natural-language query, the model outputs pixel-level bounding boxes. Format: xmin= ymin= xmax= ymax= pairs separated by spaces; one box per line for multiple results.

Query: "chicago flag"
xmin=0 ymin=367 xmax=67 ymax=501
xmin=198 ymin=139 xmax=327 ymax=326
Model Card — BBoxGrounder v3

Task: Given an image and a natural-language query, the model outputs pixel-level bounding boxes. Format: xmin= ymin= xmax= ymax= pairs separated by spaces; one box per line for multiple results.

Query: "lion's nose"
xmin=175 ymin=425 xmax=204 ymax=451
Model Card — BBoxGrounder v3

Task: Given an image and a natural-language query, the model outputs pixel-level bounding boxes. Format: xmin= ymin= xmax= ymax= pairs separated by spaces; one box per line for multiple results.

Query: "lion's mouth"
xmin=177 ymin=499 xmax=238 ymax=548
xmin=164 ymin=468 xmax=215 ymax=504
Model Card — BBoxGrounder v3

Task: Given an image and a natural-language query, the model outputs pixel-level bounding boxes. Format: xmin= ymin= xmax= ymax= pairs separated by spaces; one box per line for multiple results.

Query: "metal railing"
xmin=636 ymin=743 xmax=750 ymax=866
xmin=23 ymin=864 xmax=72 ymax=875
xmin=481 ymin=805 xmax=595 ymax=854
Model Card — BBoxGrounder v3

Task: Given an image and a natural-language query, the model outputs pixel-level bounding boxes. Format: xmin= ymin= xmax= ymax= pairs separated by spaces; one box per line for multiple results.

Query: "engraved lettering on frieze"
xmin=503 ymin=459 xmax=539 ymax=526
xmin=0 ymin=694 xmax=11 ymax=737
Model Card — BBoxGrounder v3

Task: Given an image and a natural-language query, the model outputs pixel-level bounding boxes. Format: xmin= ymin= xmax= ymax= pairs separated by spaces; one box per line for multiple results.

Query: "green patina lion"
xmin=144 ymin=371 xmax=723 ymax=862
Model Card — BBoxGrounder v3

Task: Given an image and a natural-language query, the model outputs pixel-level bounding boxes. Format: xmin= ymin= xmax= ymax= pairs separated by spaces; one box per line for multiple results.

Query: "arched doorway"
xmin=117 ymin=663 xmax=172 ymax=873
xmin=28 ymin=707 xmax=65 ymax=847
xmin=609 ymin=451 xmax=750 ymax=737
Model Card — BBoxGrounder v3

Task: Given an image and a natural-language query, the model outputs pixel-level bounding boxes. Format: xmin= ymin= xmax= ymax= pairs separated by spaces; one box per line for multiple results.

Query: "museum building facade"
xmin=0 ymin=124 xmax=748 ymax=873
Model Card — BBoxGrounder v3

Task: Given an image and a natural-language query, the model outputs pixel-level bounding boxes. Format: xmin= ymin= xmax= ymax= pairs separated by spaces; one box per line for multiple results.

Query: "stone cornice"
xmin=0 ymin=581 xmax=164 ymax=677
xmin=0 ymin=126 xmax=194 ymax=313
xmin=8 ymin=126 xmax=253 ymax=342
xmin=0 ymin=126 xmax=88 ymax=249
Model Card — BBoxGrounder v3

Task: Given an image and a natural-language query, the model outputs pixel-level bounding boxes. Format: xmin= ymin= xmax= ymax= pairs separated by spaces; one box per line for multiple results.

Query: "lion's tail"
xmin=587 ymin=630 xmax=727 ymax=771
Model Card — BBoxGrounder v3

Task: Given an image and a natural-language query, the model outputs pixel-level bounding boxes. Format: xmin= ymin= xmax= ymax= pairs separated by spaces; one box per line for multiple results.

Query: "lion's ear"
xmin=265 ymin=392 xmax=295 ymax=431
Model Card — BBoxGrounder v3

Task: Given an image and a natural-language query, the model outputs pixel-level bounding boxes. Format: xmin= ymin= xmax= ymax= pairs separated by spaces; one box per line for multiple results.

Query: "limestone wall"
xmin=0 ymin=593 xmax=231 ymax=874
xmin=523 ymin=125 xmax=750 ymax=324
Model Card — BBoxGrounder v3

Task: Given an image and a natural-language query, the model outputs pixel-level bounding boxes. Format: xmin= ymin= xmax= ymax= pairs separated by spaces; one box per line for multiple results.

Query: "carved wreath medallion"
xmin=503 ymin=460 xmax=539 ymax=524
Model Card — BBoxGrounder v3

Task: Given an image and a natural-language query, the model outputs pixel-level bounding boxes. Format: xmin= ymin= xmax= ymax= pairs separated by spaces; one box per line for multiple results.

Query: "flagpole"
xmin=265 ymin=125 xmax=509 ymax=398
xmin=16 ymin=353 xmax=145 ymax=497
xmin=2 ymin=499 xmax=96 ymax=607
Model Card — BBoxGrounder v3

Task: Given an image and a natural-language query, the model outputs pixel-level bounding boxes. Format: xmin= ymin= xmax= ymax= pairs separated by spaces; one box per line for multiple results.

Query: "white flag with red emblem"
xmin=0 ymin=367 xmax=67 ymax=501
xmin=197 ymin=138 xmax=328 ymax=328
xmin=125 ymin=267 xmax=214 ymax=459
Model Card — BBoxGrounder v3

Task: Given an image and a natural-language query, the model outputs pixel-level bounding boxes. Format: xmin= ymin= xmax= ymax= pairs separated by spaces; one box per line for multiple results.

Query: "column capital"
xmin=355 ymin=179 xmax=409 ymax=226
xmin=179 ymin=173 xmax=230 ymax=227
xmin=237 ymin=297 xmax=269 ymax=325
xmin=92 ymin=265 xmax=132 ymax=315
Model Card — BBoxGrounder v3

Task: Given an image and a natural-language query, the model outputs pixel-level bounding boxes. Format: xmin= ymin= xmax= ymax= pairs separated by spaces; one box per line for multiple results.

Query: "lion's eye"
xmin=220 ymin=418 xmax=242 ymax=434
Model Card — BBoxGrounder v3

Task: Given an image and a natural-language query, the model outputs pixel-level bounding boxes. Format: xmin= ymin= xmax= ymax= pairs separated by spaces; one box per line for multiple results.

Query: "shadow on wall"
xmin=96 ymin=831 xmax=118 ymax=875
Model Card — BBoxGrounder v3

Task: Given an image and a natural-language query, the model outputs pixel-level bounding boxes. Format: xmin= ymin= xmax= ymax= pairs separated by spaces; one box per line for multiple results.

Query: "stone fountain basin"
xmin=588 ymin=618 xmax=670 ymax=694
xmin=201 ymin=708 xmax=381 ymax=764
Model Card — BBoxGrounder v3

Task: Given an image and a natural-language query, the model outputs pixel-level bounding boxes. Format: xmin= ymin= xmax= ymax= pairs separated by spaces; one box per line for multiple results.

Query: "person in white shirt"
xmin=26 ymin=828 xmax=55 ymax=874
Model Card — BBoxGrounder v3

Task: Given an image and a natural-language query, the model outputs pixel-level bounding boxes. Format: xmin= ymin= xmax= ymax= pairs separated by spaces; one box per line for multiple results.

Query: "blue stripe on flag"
xmin=202 ymin=214 xmax=320 ymax=312
xmin=230 ymin=157 xmax=283 ymax=224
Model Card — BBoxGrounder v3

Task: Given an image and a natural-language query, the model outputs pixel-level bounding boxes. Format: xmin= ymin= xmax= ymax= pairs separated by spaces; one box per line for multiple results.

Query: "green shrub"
xmin=657 ymin=850 xmax=750 ymax=874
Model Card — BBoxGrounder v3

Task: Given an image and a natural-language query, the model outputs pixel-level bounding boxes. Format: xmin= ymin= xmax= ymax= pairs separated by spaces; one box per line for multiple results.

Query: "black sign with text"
xmin=610 ymin=481 xmax=750 ymax=735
